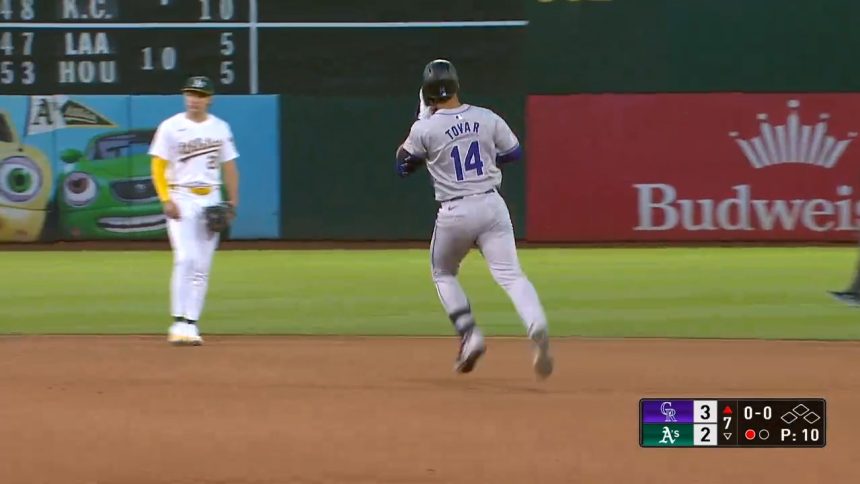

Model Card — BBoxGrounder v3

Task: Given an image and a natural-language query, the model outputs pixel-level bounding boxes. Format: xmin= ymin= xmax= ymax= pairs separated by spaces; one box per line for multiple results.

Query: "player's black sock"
xmin=173 ymin=316 xmax=185 ymax=323
xmin=449 ymin=306 xmax=475 ymax=337
xmin=186 ymin=319 xmax=197 ymax=325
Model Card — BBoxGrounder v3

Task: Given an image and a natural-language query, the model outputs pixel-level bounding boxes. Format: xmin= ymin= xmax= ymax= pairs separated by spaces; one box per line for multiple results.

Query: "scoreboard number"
xmin=220 ymin=32 xmax=234 ymax=56
xmin=744 ymin=405 xmax=772 ymax=420
xmin=141 ymin=47 xmax=178 ymax=71
xmin=0 ymin=31 xmax=33 ymax=55
xmin=694 ymin=400 xmax=717 ymax=423
xmin=0 ymin=0 xmax=34 ymax=21
xmin=22 ymin=30 xmax=32 ymax=55
xmin=200 ymin=0 xmax=235 ymax=21
xmin=221 ymin=60 xmax=234 ymax=84
xmin=694 ymin=424 xmax=717 ymax=446
xmin=0 ymin=59 xmax=34 ymax=84
xmin=0 ymin=31 xmax=11 ymax=54
xmin=22 ymin=0 xmax=33 ymax=20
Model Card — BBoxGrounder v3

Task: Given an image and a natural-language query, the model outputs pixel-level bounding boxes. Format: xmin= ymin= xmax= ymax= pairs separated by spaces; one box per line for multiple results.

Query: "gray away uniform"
xmin=400 ymin=103 xmax=548 ymax=338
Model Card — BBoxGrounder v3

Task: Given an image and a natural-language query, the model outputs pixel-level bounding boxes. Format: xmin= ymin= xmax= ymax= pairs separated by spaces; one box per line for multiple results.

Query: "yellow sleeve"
xmin=150 ymin=156 xmax=170 ymax=202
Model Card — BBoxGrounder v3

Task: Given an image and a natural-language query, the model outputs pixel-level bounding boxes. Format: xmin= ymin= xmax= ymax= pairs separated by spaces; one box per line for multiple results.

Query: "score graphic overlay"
xmin=640 ymin=399 xmax=826 ymax=448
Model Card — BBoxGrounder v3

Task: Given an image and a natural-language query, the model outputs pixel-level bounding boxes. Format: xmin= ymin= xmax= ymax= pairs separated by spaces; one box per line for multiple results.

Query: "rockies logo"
xmin=660 ymin=402 xmax=677 ymax=422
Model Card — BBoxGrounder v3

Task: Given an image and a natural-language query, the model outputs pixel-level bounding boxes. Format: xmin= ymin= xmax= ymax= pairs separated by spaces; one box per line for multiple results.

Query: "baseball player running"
xmin=396 ymin=59 xmax=553 ymax=378
xmin=149 ymin=76 xmax=240 ymax=345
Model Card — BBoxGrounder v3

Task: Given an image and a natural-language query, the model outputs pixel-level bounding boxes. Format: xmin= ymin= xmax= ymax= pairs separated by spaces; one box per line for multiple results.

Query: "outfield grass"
xmin=1 ymin=247 xmax=858 ymax=340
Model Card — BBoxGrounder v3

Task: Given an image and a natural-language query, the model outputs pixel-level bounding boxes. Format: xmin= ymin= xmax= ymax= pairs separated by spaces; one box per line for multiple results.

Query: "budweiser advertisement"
xmin=527 ymin=94 xmax=860 ymax=242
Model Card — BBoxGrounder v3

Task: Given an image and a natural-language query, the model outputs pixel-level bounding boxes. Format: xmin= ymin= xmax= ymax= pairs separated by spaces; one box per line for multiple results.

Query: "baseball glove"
xmin=204 ymin=203 xmax=235 ymax=233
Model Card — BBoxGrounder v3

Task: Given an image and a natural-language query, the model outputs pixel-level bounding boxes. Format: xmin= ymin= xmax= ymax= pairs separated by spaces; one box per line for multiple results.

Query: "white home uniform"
xmin=401 ymin=102 xmax=551 ymax=374
xmin=148 ymin=112 xmax=239 ymax=334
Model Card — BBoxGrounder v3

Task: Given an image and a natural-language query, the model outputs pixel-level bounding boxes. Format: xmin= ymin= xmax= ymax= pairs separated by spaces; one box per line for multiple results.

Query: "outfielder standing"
xmin=149 ymin=76 xmax=240 ymax=345
xmin=396 ymin=59 xmax=553 ymax=378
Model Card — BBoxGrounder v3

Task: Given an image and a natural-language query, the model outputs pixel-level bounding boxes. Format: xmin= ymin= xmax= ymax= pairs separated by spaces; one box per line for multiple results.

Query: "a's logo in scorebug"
xmin=660 ymin=401 xmax=677 ymax=422
xmin=659 ymin=426 xmax=679 ymax=444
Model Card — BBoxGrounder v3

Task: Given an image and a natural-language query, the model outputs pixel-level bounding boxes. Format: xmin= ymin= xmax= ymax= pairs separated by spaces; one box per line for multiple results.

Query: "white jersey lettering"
xmin=402 ymin=104 xmax=519 ymax=201
xmin=148 ymin=112 xmax=239 ymax=187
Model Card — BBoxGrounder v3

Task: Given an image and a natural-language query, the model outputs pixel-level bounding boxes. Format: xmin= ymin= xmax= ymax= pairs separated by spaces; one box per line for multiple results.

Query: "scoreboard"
xmin=0 ymin=0 xmax=253 ymax=93
xmin=640 ymin=398 xmax=826 ymax=448
xmin=0 ymin=0 xmax=525 ymax=95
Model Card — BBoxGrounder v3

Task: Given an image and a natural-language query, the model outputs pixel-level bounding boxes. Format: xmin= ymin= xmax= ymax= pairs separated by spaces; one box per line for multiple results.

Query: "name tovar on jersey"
xmin=402 ymin=104 xmax=519 ymax=201
xmin=148 ymin=113 xmax=239 ymax=187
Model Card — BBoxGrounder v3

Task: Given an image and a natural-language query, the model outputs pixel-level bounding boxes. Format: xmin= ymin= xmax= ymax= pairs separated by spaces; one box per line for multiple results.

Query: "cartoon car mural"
xmin=57 ymin=129 xmax=167 ymax=239
xmin=0 ymin=110 xmax=53 ymax=242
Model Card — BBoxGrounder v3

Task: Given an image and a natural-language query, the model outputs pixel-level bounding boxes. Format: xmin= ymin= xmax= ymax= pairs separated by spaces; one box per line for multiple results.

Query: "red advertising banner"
xmin=526 ymin=94 xmax=860 ymax=242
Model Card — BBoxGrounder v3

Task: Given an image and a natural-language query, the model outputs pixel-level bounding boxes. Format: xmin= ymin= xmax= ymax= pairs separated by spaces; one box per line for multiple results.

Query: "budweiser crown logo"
xmin=729 ymin=100 xmax=857 ymax=169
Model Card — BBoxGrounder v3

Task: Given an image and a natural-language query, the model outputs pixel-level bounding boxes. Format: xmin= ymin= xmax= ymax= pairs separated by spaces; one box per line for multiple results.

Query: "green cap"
xmin=182 ymin=76 xmax=214 ymax=96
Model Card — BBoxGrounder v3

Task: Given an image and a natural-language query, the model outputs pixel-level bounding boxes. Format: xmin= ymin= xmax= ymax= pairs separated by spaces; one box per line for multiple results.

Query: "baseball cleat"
xmin=455 ymin=346 xmax=485 ymax=374
xmin=827 ymin=290 xmax=860 ymax=307
xmin=167 ymin=322 xmax=186 ymax=344
xmin=530 ymin=327 xmax=553 ymax=380
xmin=185 ymin=323 xmax=204 ymax=346
xmin=167 ymin=322 xmax=203 ymax=346
xmin=454 ymin=328 xmax=485 ymax=374
xmin=180 ymin=335 xmax=203 ymax=346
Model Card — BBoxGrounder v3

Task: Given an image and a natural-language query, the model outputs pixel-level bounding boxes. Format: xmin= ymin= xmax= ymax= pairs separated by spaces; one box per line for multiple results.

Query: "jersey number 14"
xmin=451 ymin=141 xmax=484 ymax=182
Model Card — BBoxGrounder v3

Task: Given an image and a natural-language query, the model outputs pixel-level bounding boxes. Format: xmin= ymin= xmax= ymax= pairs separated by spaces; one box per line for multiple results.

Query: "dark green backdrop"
xmin=279 ymin=95 xmax=526 ymax=240
xmin=275 ymin=0 xmax=860 ymax=240
xmin=271 ymin=5 xmax=526 ymax=240
xmin=528 ymin=0 xmax=860 ymax=94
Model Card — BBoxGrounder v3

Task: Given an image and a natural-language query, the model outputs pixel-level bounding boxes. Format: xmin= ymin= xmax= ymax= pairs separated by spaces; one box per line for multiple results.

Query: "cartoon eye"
xmin=64 ymin=172 xmax=97 ymax=207
xmin=0 ymin=156 xmax=43 ymax=204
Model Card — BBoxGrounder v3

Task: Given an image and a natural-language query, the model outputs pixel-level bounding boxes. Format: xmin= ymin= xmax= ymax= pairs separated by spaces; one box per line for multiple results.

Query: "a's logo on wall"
xmin=729 ymin=100 xmax=857 ymax=169
xmin=25 ymin=95 xmax=115 ymax=135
